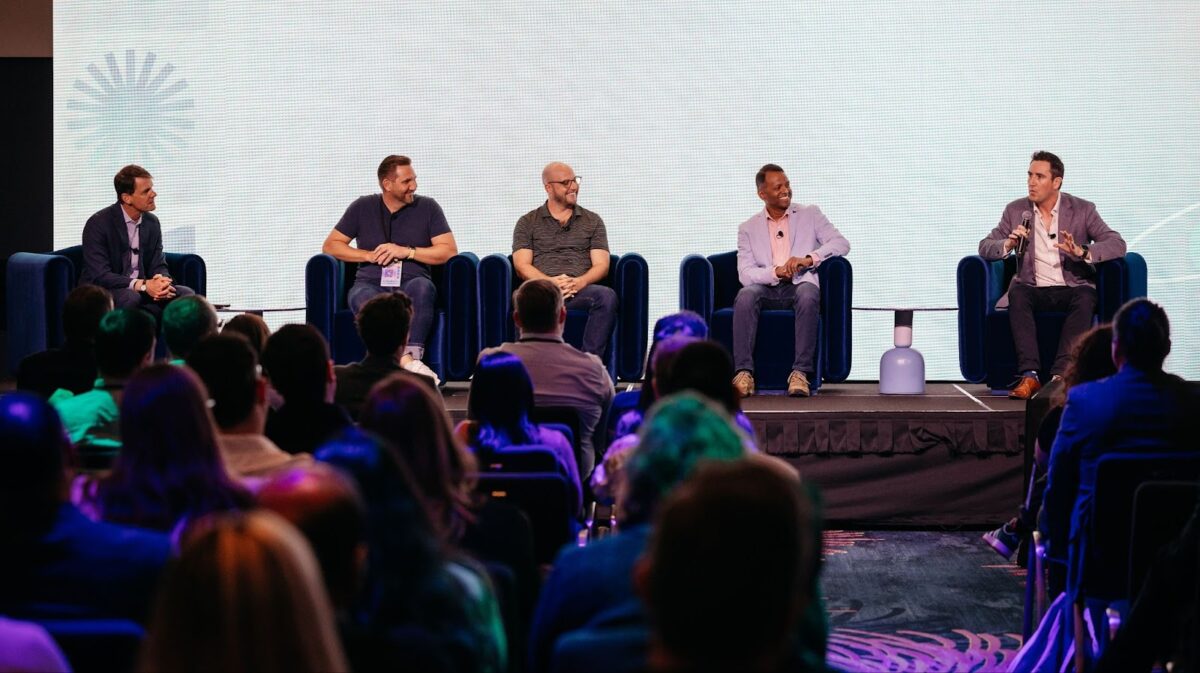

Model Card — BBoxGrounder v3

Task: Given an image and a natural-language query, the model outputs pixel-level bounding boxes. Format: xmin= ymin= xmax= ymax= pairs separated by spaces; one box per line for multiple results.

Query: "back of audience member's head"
xmin=162 ymin=295 xmax=219 ymax=360
xmin=314 ymin=428 xmax=464 ymax=627
xmin=221 ymin=313 xmax=270 ymax=358
xmin=638 ymin=312 xmax=709 ymax=413
xmin=63 ymin=284 xmax=113 ymax=345
xmin=358 ymin=374 xmax=476 ymax=539
xmin=1112 ymin=298 xmax=1171 ymax=372
xmin=466 ymin=351 xmax=537 ymax=450
xmin=187 ymin=335 xmax=262 ymax=430
xmin=100 ymin=364 xmax=250 ymax=531
xmin=638 ymin=459 xmax=815 ymax=672
xmin=621 ymin=392 xmax=747 ymax=526
xmin=513 ymin=278 xmax=563 ymax=334
xmin=258 ymin=464 xmax=367 ymax=611
xmin=655 ymin=339 xmax=740 ymax=415
xmin=262 ymin=324 xmax=333 ymax=405
xmin=94 ymin=308 xmax=157 ymax=379
xmin=0 ymin=393 xmax=70 ymax=537
xmin=1057 ymin=324 xmax=1117 ymax=402
xmin=141 ymin=510 xmax=348 ymax=672
xmin=355 ymin=292 xmax=412 ymax=359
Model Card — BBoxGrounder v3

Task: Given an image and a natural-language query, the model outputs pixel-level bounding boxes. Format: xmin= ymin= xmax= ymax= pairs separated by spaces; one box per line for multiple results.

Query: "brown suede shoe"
xmin=1009 ymin=376 xmax=1042 ymax=400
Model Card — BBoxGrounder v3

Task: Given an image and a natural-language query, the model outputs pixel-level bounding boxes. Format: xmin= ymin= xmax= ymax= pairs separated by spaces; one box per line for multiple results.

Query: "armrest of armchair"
xmin=1096 ymin=252 xmax=1147 ymax=322
xmin=479 ymin=253 xmax=515 ymax=348
xmin=678 ymin=254 xmax=715 ymax=324
xmin=165 ymin=253 xmax=207 ymax=296
xmin=613 ymin=253 xmax=649 ymax=381
xmin=957 ymin=255 xmax=1009 ymax=383
xmin=305 ymin=253 xmax=343 ymax=343
xmin=6 ymin=252 xmax=75 ymax=371
xmin=441 ymin=252 xmax=480 ymax=380
xmin=818 ymin=256 xmax=853 ymax=382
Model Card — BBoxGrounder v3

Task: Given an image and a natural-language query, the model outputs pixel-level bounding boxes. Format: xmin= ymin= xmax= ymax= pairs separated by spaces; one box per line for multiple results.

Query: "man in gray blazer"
xmin=732 ymin=164 xmax=850 ymax=397
xmin=978 ymin=151 xmax=1126 ymax=399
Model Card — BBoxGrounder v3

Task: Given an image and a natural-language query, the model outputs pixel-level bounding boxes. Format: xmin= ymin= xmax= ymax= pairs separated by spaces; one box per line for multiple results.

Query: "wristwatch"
xmin=407 ymin=246 xmax=416 ymax=261
xmin=139 ymin=279 xmax=148 ymax=293
xmin=1080 ymin=244 xmax=1090 ymax=259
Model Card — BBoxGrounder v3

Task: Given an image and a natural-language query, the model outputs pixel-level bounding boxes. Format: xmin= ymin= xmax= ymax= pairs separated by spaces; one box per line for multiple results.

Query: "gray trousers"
xmin=732 ymin=281 xmax=820 ymax=375
xmin=1007 ymin=283 xmax=1097 ymax=377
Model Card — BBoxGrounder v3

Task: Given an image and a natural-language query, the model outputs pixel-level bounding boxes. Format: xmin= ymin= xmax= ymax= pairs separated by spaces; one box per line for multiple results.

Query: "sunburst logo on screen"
xmin=66 ymin=50 xmax=195 ymax=160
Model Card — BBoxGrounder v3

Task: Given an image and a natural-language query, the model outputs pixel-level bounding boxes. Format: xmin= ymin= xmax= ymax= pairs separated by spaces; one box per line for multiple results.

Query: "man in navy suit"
xmin=80 ymin=164 xmax=194 ymax=317
xmin=732 ymin=164 xmax=850 ymax=398
xmin=0 ymin=392 xmax=170 ymax=622
xmin=1041 ymin=299 xmax=1199 ymax=568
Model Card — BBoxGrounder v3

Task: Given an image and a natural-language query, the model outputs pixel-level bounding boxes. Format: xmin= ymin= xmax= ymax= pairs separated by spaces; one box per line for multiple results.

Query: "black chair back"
xmin=531 ymin=405 xmax=584 ymax=458
xmin=479 ymin=444 xmax=560 ymax=474
xmin=1128 ymin=480 xmax=1200 ymax=599
xmin=475 ymin=472 xmax=574 ymax=564
xmin=38 ymin=618 xmax=144 ymax=673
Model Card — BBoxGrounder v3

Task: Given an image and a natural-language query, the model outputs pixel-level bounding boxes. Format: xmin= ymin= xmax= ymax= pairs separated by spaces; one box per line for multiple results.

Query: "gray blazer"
xmin=979 ymin=192 xmax=1126 ymax=290
xmin=736 ymin=202 xmax=850 ymax=289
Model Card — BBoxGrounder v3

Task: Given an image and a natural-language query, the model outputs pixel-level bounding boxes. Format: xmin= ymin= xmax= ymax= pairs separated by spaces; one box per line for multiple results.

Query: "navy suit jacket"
xmin=1041 ymin=367 xmax=1199 ymax=563
xmin=79 ymin=203 xmax=169 ymax=290
xmin=0 ymin=504 xmax=171 ymax=622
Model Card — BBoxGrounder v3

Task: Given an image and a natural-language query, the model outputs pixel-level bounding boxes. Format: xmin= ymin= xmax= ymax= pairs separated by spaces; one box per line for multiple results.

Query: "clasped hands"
xmin=551 ymin=274 xmax=585 ymax=299
xmin=1006 ymin=226 xmax=1086 ymax=258
xmin=371 ymin=243 xmax=412 ymax=266
xmin=146 ymin=274 xmax=176 ymax=301
xmin=774 ymin=255 xmax=814 ymax=279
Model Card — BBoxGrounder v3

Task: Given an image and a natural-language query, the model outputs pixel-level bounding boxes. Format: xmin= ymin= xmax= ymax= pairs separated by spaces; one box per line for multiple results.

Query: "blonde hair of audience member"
xmin=358 ymin=372 xmax=478 ymax=539
xmin=140 ymin=510 xmax=349 ymax=672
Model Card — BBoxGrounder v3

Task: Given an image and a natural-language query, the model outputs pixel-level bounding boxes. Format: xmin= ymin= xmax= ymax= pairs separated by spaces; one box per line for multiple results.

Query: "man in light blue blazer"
xmin=733 ymin=164 xmax=850 ymax=397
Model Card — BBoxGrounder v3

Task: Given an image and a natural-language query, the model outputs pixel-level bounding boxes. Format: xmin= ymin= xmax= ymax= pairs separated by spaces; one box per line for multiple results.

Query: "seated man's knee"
xmin=404 ymin=277 xmax=437 ymax=304
xmin=1072 ymin=288 xmax=1097 ymax=312
xmin=793 ymin=284 xmax=820 ymax=310
xmin=734 ymin=285 xmax=766 ymax=308
xmin=593 ymin=285 xmax=618 ymax=310
xmin=111 ymin=288 xmax=142 ymax=309
xmin=173 ymin=285 xmax=195 ymax=298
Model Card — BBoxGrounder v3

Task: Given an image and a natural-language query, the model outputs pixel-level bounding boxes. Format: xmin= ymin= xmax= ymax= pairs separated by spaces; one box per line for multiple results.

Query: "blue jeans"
xmin=347 ymin=276 xmax=436 ymax=355
xmin=565 ymin=284 xmax=618 ymax=358
xmin=732 ymin=281 xmax=820 ymax=375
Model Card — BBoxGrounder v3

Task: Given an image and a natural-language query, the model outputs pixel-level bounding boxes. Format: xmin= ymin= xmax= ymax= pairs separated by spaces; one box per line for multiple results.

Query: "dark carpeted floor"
xmin=821 ymin=530 xmax=1025 ymax=672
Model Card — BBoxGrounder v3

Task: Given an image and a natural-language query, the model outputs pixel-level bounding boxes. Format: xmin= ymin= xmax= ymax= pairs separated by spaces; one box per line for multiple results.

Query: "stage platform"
xmin=443 ymin=382 xmax=1027 ymax=528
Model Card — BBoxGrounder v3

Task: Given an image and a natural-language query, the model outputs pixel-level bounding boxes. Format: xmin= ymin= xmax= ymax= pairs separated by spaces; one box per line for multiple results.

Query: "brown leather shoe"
xmin=732 ymin=371 xmax=755 ymax=398
xmin=1009 ymin=376 xmax=1042 ymax=400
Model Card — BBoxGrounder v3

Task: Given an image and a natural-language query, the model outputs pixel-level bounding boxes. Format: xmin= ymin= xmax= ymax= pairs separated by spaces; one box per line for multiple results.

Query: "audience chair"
xmin=550 ymin=625 xmax=649 ymax=673
xmin=1066 ymin=451 xmax=1200 ymax=671
xmin=6 ymin=246 xmax=207 ymax=372
xmin=679 ymin=252 xmax=852 ymax=392
xmin=478 ymin=253 xmax=650 ymax=382
xmin=478 ymin=445 xmax=562 ymax=475
xmin=956 ymin=252 xmax=1146 ymax=391
xmin=474 ymin=472 xmax=575 ymax=564
xmin=304 ymin=253 xmax=480 ymax=381
xmin=1127 ymin=480 xmax=1200 ymax=601
xmin=531 ymin=405 xmax=584 ymax=462
xmin=36 ymin=618 xmax=144 ymax=673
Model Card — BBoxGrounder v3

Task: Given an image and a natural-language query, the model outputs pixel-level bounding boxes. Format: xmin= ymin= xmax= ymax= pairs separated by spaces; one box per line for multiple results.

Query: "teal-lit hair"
xmin=621 ymin=392 xmax=746 ymax=526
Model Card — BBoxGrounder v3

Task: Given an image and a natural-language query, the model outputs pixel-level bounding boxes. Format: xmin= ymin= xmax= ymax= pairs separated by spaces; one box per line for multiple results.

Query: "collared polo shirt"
xmin=512 ymin=203 xmax=609 ymax=278
xmin=334 ymin=194 xmax=451 ymax=285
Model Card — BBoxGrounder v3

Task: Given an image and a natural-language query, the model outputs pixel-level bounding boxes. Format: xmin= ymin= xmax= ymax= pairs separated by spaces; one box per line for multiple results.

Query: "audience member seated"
xmin=611 ymin=310 xmax=709 ymax=440
xmin=0 ymin=617 xmax=70 ymax=673
xmin=1012 ymin=299 xmax=1200 ymax=671
xmin=527 ymin=393 xmax=747 ymax=673
xmin=161 ymin=294 xmax=218 ymax=363
xmin=49 ymin=307 xmax=156 ymax=446
xmin=982 ymin=324 xmax=1115 ymax=560
xmin=187 ymin=334 xmax=312 ymax=479
xmin=17 ymin=284 xmax=112 ymax=398
xmin=480 ymin=278 xmax=614 ymax=478
xmin=262 ymin=324 xmax=353 ymax=456
xmin=140 ymin=510 xmax=349 ymax=672
xmin=635 ymin=459 xmax=821 ymax=673
xmin=358 ymin=374 xmax=477 ymax=541
xmin=456 ymin=351 xmax=581 ymax=516
xmin=221 ymin=312 xmax=270 ymax=357
xmin=0 ymin=392 xmax=170 ymax=622
xmin=316 ymin=428 xmax=507 ymax=673
xmin=335 ymin=292 xmax=440 ymax=419
xmin=593 ymin=338 xmax=756 ymax=503
xmin=74 ymin=364 xmax=252 ymax=533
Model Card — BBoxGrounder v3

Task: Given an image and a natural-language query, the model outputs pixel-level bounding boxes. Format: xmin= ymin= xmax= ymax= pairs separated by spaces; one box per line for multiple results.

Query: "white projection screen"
xmin=53 ymin=2 xmax=1200 ymax=381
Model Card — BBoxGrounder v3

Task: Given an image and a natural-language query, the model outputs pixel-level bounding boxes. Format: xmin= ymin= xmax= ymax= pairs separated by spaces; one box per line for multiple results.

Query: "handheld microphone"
xmin=1014 ymin=211 xmax=1031 ymax=257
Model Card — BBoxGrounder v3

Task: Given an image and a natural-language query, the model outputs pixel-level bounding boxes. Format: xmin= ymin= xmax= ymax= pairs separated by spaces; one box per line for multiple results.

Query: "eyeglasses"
xmin=546 ymin=176 xmax=582 ymax=188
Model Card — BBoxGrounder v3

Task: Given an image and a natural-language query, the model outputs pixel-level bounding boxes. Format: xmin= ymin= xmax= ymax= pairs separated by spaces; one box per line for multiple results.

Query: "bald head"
xmin=258 ymin=464 xmax=366 ymax=608
xmin=542 ymin=162 xmax=579 ymax=209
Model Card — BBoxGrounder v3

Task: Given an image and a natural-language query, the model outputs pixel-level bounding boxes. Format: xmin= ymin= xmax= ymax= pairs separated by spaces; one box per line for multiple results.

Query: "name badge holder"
xmin=381 ymin=261 xmax=403 ymax=287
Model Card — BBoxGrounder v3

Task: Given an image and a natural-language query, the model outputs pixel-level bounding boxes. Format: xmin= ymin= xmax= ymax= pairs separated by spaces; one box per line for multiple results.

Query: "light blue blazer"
xmin=736 ymin=202 xmax=850 ymax=289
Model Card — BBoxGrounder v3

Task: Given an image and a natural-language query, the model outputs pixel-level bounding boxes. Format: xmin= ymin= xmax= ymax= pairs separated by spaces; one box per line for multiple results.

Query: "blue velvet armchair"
xmin=305 ymin=253 xmax=480 ymax=381
xmin=956 ymin=252 xmax=1147 ymax=390
xmin=678 ymin=252 xmax=853 ymax=392
xmin=5 ymin=245 xmax=207 ymax=372
xmin=478 ymin=253 xmax=649 ymax=382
